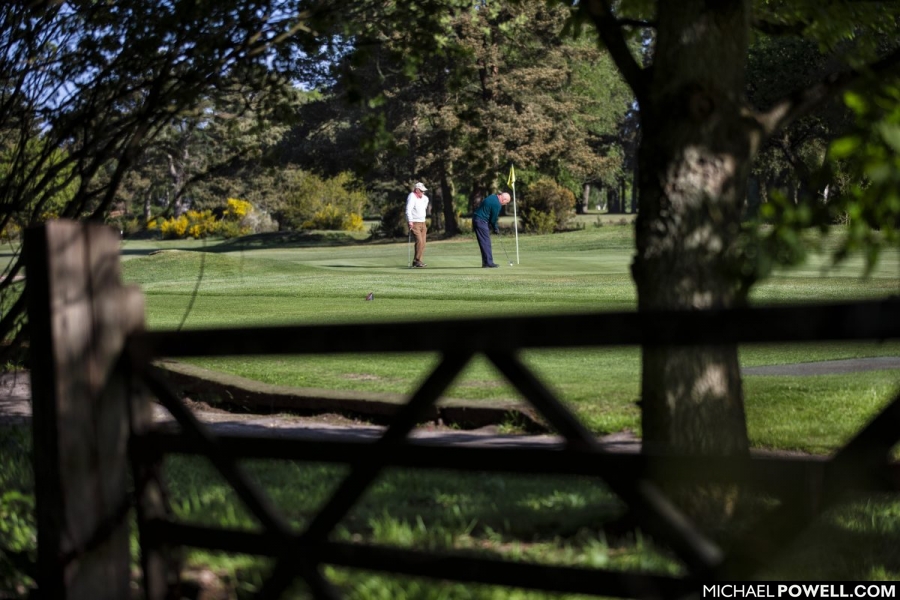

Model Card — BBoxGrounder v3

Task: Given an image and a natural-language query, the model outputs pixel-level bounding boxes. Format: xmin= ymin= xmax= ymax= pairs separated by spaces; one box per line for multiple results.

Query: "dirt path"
xmin=2 ymin=357 xmax=898 ymax=450
xmin=0 ymin=370 xmax=603 ymax=448
xmin=741 ymin=356 xmax=900 ymax=376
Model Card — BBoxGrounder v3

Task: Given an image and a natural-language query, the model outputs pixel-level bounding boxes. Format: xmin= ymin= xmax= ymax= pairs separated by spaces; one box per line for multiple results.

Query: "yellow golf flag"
xmin=507 ymin=164 xmax=516 ymax=188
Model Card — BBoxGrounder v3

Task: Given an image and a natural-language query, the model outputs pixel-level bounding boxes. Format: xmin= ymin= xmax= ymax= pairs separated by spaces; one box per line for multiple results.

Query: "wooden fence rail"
xmin=25 ymin=220 xmax=900 ymax=599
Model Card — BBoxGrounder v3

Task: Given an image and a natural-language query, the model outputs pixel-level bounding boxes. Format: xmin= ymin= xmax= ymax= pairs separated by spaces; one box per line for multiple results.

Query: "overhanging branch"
xmin=752 ymin=18 xmax=808 ymax=37
xmin=756 ymin=46 xmax=900 ymax=138
xmin=584 ymin=0 xmax=648 ymax=103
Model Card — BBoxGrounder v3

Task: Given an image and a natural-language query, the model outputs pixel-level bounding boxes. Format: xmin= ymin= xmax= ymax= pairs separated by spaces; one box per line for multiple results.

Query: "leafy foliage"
xmin=149 ymin=199 xmax=276 ymax=239
xmin=274 ymin=170 xmax=368 ymax=232
xmin=520 ymin=178 xmax=576 ymax=233
xmin=285 ymin=0 xmax=633 ymax=230
xmin=302 ymin=205 xmax=365 ymax=232
xmin=0 ymin=426 xmax=35 ymax=596
xmin=826 ymin=85 xmax=900 ymax=268
xmin=0 ymin=0 xmax=322 ymax=354
xmin=371 ymin=202 xmax=409 ymax=239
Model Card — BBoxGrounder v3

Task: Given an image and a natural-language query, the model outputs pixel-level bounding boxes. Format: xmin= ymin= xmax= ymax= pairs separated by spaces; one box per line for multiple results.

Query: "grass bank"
xmin=120 ymin=226 xmax=900 ymax=453
xmin=3 ymin=224 xmax=900 ymax=597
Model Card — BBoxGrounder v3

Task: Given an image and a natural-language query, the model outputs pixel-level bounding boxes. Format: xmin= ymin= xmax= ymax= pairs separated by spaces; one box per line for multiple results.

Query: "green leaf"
xmin=864 ymin=161 xmax=892 ymax=183
xmin=844 ymin=90 xmax=869 ymax=115
xmin=829 ymin=136 xmax=861 ymax=159
xmin=877 ymin=122 xmax=900 ymax=154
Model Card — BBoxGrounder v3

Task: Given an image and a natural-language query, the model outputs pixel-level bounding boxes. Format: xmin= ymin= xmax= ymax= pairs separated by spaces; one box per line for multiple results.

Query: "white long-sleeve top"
xmin=406 ymin=192 xmax=429 ymax=223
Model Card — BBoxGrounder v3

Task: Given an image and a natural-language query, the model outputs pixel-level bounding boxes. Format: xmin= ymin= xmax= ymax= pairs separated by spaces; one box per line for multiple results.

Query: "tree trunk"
xmin=168 ymin=149 xmax=188 ymax=217
xmin=410 ymin=114 xmax=420 ymax=178
xmin=441 ymin=165 xmax=458 ymax=236
xmin=469 ymin=186 xmax=487 ymax=214
xmin=607 ymin=187 xmax=620 ymax=214
xmin=631 ymin=163 xmax=639 ymax=214
xmin=745 ymin=175 xmax=762 ymax=218
xmin=577 ymin=182 xmax=590 ymax=214
xmin=431 ymin=191 xmax=443 ymax=231
xmin=634 ymin=0 xmax=751 ymax=462
xmin=143 ymin=192 xmax=152 ymax=224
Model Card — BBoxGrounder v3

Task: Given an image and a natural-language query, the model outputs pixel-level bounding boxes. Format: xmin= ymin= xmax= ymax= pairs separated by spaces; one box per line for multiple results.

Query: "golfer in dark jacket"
xmin=472 ymin=192 xmax=511 ymax=268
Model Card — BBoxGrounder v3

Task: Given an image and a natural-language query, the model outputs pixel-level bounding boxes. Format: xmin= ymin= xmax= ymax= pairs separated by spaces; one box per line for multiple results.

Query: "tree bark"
xmin=607 ymin=187 xmax=620 ymax=213
xmin=440 ymin=164 xmax=458 ymax=236
xmin=143 ymin=192 xmax=152 ymax=224
xmin=631 ymin=163 xmax=639 ymax=214
xmin=577 ymin=182 xmax=590 ymax=214
xmin=633 ymin=0 xmax=751 ymax=459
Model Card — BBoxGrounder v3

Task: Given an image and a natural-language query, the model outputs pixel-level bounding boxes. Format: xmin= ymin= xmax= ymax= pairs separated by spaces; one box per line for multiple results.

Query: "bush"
xmin=154 ymin=210 xmax=218 ymax=239
xmin=148 ymin=199 xmax=276 ymax=239
xmin=240 ymin=209 xmax=278 ymax=236
xmin=301 ymin=204 xmax=365 ymax=232
xmin=522 ymin=208 xmax=557 ymax=234
xmin=371 ymin=202 xmax=407 ymax=239
xmin=520 ymin=178 xmax=576 ymax=233
xmin=224 ymin=198 xmax=252 ymax=220
xmin=276 ymin=171 xmax=368 ymax=231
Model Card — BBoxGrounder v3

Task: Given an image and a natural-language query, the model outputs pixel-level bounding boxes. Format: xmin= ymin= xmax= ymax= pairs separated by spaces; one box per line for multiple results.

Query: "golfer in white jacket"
xmin=406 ymin=182 xmax=429 ymax=268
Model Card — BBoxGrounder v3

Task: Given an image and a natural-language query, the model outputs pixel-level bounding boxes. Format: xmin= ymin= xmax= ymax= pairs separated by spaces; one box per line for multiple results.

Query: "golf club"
xmin=407 ymin=229 xmax=412 ymax=268
xmin=497 ymin=231 xmax=513 ymax=266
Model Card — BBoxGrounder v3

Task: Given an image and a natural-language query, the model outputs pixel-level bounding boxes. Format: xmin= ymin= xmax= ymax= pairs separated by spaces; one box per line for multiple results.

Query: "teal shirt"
xmin=473 ymin=194 xmax=502 ymax=229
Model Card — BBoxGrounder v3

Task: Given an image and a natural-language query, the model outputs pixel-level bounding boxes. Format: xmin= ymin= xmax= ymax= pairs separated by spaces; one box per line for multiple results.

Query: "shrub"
xmin=520 ymin=178 xmax=576 ymax=233
xmin=222 ymin=197 xmax=277 ymax=238
xmin=240 ymin=209 xmax=278 ymax=236
xmin=277 ymin=171 xmax=368 ymax=231
xmin=301 ymin=204 xmax=365 ymax=232
xmin=343 ymin=212 xmax=365 ymax=232
xmin=372 ymin=202 xmax=407 ymax=239
xmin=224 ymin=198 xmax=252 ymax=220
xmin=158 ymin=214 xmax=189 ymax=238
xmin=522 ymin=208 xmax=557 ymax=234
xmin=0 ymin=222 xmax=21 ymax=242
xmin=156 ymin=210 xmax=218 ymax=239
xmin=217 ymin=221 xmax=245 ymax=239
xmin=149 ymin=199 xmax=276 ymax=239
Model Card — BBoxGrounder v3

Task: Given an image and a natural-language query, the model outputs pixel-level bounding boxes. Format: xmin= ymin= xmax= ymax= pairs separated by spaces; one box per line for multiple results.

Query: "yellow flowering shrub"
xmin=149 ymin=199 xmax=273 ymax=239
xmin=159 ymin=215 xmax=189 ymax=238
xmin=224 ymin=198 xmax=252 ymax=220
xmin=156 ymin=210 xmax=218 ymax=239
xmin=302 ymin=205 xmax=365 ymax=232
xmin=342 ymin=212 xmax=365 ymax=232
xmin=0 ymin=222 xmax=22 ymax=242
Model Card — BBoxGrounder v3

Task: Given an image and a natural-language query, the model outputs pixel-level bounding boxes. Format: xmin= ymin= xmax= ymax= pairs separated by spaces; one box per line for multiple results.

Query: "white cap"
xmin=414 ymin=182 xmax=427 ymax=191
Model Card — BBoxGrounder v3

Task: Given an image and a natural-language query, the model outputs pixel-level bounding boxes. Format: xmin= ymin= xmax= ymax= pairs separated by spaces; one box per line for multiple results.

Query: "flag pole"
xmin=508 ymin=164 xmax=520 ymax=264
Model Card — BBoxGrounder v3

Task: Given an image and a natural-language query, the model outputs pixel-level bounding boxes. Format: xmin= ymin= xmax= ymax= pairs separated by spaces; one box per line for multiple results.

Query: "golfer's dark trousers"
xmin=473 ymin=218 xmax=494 ymax=266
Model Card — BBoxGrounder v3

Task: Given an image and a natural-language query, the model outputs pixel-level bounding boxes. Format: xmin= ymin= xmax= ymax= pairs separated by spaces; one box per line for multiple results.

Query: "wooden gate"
xmin=25 ymin=220 xmax=900 ymax=599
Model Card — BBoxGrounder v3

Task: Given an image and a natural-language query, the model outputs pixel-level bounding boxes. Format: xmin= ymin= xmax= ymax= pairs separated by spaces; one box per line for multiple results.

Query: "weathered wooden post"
xmin=25 ymin=220 xmax=147 ymax=599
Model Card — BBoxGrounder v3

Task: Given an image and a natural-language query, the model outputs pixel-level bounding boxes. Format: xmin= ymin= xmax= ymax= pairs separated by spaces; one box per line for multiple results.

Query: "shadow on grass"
xmin=118 ymin=232 xmax=372 ymax=258
xmin=322 ymin=265 xmax=489 ymax=270
xmin=215 ymin=231 xmax=371 ymax=250
xmin=120 ymin=230 xmax=474 ymax=258
xmin=761 ymin=494 xmax=900 ymax=579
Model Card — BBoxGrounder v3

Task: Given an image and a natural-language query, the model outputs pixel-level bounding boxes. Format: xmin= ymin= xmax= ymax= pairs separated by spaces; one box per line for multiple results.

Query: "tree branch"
xmin=617 ymin=18 xmax=655 ymax=29
xmin=584 ymin=0 xmax=648 ymax=103
xmin=752 ymin=18 xmax=808 ymax=37
xmin=756 ymin=45 xmax=900 ymax=137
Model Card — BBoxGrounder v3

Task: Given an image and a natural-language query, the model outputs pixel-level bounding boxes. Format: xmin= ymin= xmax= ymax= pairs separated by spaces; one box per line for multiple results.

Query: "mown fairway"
xmin=2 ymin=225 xmax=900 ymax=599
xmin=120 ymin=225 xmax=900 ymax=453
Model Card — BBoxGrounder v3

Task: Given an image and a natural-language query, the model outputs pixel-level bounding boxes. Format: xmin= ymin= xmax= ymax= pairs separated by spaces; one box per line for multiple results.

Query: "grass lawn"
xmin=120 ymin=224 xmax=900 ymax=454
xmin=2 ymin=224 xmax=898 ymax=598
